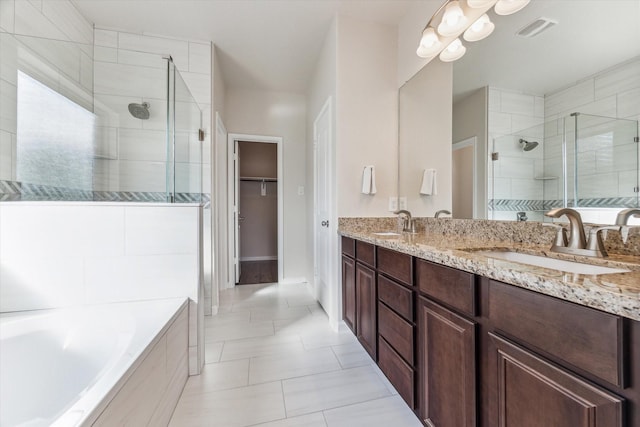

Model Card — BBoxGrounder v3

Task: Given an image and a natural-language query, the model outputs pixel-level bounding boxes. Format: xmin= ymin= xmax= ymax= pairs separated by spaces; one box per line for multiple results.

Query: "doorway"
xmin=452 ymin=137 xmax=477 ymax=219
xmin=227 ymin=134 xmax=283 ymax=287
xmin=237 ymin=141 xmax=278 ymax=284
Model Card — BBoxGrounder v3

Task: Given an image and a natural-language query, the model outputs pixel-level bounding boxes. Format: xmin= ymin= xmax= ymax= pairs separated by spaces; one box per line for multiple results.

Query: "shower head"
xmin=519 ymin=138 xmax=539 ymax=152
xmin=128 ymin=102 xmax=150 ymax=120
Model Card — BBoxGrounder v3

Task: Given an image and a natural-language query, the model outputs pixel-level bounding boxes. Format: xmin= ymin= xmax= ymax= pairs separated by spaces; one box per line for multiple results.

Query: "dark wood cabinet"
xmin=356 ymin=262 xmax=377 ymax=360
xmin=419 ymin=297 xmax=477 ymax=427
xmin=340 ymin=238 xmax=639 ymax=427
xmin=489 ymin=332 xmax=624 ymax=427
xmin=341 ymin=255 xmax=356 ymax=334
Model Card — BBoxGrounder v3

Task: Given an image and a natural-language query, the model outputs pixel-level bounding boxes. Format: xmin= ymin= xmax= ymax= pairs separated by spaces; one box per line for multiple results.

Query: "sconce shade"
xmin=417 ymin=27 xmax=442 ymax=58
xmin=439 ymin=38 xmax=466 ymax=62
xmin=463 ymin=14 xmax=495 ymax=41
xmin=437 ymin=1 xmax=468 ymax=36
xmin=495 ymin=0 xmax=530 ymax=15
xmin=467 ymin=0 xmax=497 ymax=8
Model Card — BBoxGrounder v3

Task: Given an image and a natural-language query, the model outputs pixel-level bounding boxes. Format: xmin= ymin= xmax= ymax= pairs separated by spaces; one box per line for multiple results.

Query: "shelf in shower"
xmin=533 ymin=176 xmax=559 ymax=180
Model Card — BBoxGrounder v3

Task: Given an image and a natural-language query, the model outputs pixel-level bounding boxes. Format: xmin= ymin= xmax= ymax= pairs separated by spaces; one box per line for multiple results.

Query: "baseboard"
xmin=240 ymin=256 xmax=278 ymax=261
xmin=278 ymin=277 xmax=307 ymax=285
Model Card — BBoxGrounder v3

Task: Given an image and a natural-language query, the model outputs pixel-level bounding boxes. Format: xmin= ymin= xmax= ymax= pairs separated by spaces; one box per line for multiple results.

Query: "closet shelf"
xmin=240 ymin=176 xmax=278 ymax=182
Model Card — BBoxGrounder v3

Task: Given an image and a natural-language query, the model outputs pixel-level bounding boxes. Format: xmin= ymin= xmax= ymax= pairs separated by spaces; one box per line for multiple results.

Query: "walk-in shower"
xmin=489 ymin=112 xmax=639 ymax=221
xmin=0 ymin=33 xmax=203 ymax=204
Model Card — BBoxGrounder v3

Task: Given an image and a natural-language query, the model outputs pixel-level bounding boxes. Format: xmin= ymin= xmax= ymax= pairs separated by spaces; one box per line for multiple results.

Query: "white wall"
xmin=398 ymin=60 xmax=453 ymax=217
xmin=225 ymin=88 xmax=307 ymax=282
xmin=212 ymin=45 xmax=227 ymax=307
xmin=0 ymin=202 xmax=201 ymax=311
xmin=335 ymin=15 xmax=398 ymax=218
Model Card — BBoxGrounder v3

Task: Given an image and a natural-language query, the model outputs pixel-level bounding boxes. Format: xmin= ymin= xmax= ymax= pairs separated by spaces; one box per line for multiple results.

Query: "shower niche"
xmin=489 ymin=112 xmax=639 ymax=222
xmin=0 ymin=33 xmax=203 ymax=203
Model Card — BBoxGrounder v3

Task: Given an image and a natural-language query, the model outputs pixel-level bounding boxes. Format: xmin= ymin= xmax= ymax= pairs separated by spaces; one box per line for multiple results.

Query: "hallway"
xmin=169 ymin=282 xmax=421 ymax=426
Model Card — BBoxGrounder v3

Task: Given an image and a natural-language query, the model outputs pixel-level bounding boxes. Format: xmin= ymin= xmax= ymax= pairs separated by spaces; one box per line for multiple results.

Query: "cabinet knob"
xmin=321 ymin=220 xmax=329 ymax=227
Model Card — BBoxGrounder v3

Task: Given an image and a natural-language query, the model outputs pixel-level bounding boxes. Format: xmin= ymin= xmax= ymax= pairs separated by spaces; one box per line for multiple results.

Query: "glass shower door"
xmin=167 ymin=60 xmax=202 ymax=203
xmin=572 ymin=113 xmax=639 ymax=208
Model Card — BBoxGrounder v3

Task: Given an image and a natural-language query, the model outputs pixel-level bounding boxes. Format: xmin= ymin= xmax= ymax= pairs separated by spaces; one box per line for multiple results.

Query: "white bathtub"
xmin=0 ymin=298 xmax=188 ymax=427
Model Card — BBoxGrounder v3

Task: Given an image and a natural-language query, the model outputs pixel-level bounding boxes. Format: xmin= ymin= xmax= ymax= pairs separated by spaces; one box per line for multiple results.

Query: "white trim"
xmin=453 ymin=136 xmax=478 ymax=219
xmin=279 ymin=277 xmax=308 ymax=285
xmin=227 ymin=133 xmax=284 ymax=288
xmin=240 ymin=256 xmax=278 ymax=262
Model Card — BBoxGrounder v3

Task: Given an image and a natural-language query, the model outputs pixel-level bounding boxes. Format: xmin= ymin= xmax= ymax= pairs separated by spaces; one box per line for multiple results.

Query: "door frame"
xmin=452 ymin=136 xmax=478 ymax=219
xmin=227 ymin=133 xmax=284 ymax=287
xmin=313 ymin=96 xmax=338 ymax=329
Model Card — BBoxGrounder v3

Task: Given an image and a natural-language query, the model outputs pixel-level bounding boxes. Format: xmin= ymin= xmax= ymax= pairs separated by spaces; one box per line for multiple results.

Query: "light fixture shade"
xmin=494 ymin=0 xmax=530 ymax=15
xmin=437 ymin=1 xmax=468 ymax=37
xmin=439 ymin=38 xmax=466 ymax=62
xmin=467 ymin=0 xmax=497 ymax=8
xmin=463 ymin=14 xmax=495 ymax=41
xmin=416 ymin=27 xmax=442 ymax=58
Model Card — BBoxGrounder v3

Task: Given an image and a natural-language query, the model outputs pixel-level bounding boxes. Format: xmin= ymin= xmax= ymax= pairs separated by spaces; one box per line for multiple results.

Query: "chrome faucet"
xmin=395 ymin=210 xmax=416 ymax=233
xmin=615 ymin=208 xmax=640 ymax=225
xmin=435 ymin=209 xmax=451 ymax=218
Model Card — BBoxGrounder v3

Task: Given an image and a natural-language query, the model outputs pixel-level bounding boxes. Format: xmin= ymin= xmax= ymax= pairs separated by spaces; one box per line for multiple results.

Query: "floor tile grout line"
xmin=280 ymin=380 xmax=289 ymax=419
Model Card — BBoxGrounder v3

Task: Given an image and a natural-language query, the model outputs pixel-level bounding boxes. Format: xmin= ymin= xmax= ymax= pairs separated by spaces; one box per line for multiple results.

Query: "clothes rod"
xmin=240 ymin=176 xmax=278 ymax=182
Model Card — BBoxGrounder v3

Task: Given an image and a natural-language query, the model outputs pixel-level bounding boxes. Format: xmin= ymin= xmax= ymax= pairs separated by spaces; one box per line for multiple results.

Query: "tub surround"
xmin=0 ymin=298 xmax=188 ymax=427
xmin=339 ymin=217 xmax=640 ymax=320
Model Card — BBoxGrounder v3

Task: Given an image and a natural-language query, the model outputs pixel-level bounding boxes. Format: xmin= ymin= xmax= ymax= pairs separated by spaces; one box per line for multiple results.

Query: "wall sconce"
xmin=416 ymin=0 xmax=530 ymax=61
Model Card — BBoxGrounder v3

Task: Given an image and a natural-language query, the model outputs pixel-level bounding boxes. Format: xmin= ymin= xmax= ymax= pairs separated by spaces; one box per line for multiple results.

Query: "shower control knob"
xmin=321 ymin=220 xmax=329 ymax=227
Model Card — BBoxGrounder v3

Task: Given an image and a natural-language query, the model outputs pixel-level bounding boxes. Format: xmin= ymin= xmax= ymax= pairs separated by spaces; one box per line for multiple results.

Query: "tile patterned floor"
xmin=169 ymin=282 xmax=422 ymax=427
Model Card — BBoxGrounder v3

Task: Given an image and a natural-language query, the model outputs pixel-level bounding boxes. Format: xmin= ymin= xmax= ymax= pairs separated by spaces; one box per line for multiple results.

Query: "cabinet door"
xmin=356 ymin=263 xmax=377 ymax=360
xmin=419 ymin=298 xmax=476 ymax=427
xmin=489 ymin=333 xmax=623 ymax=427
xmin=342 ymin=255 xmax=356 ymax=334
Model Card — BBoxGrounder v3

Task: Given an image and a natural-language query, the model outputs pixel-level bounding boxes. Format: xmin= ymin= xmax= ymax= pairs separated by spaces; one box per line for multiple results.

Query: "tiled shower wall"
xmin=487 ymin=87 xmax=545 ymax=221
xmin=0 ymin=0 xmax=94 ymax=181
xmin=542 ymin=57 xmax=640 ymax=220
xmin=92 ymin=26 xmax=212 ymax=196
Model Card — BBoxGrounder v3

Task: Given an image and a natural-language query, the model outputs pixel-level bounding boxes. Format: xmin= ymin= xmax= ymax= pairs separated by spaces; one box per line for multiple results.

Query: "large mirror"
xmin=400 ymin=0 xmax=640 ymax=223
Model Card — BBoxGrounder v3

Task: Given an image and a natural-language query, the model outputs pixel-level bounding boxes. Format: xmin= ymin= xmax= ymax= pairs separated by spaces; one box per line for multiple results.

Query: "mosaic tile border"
xmin=0 ymin=180 xmax=210 ymax=207
xmin=490 ymin=198 xmax=638 ymax=211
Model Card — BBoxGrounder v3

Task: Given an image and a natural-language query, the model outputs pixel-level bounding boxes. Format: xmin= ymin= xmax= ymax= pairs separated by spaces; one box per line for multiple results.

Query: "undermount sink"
xmin=372 ymin=232 xmax=401 ymax=237
xmin=475 ymin=250 xmax=630 ymax=275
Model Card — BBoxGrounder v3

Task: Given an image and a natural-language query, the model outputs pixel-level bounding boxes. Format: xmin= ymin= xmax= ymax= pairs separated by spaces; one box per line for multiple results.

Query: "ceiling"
xmin=453 ymin=0 xmax=640 ymax=102
xmin=71 ymin=0 xmax=416 ymax=93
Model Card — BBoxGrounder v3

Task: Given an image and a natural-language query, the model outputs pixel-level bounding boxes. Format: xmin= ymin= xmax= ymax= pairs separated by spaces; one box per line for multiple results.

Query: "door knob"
xmin=321 ymin=220 xmax=329 ymax=227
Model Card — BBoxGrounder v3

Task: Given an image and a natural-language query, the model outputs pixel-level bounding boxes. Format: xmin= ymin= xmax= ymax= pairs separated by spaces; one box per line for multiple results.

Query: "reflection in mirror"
xmin=448 ymin=0 xmax=640 ymax=222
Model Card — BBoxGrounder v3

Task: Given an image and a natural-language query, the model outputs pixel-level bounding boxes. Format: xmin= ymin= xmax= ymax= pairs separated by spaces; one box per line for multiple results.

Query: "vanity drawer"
xmin=378 ymin=336 xmax=415 ymax=409
xmin=378 ymin=274 xmax=413 ymax=322
xmin=416 ymin=259 xmax=476 ymax=317
xmin=378 ymin=302 xmax=414 ymax=365
xmin=489 ymin=280 xmax=625 ymax=387
xmin=342 ymin=236 xmax=355 ymax=258
xmin=377 ymin=247 xmax=413 ymax=285
xmin=356 ymin=240 xmax=376 ymax=268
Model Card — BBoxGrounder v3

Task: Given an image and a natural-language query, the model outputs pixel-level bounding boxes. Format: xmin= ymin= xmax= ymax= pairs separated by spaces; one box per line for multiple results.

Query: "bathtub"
xmin=0 ymin=298 xmax=188 ymax=427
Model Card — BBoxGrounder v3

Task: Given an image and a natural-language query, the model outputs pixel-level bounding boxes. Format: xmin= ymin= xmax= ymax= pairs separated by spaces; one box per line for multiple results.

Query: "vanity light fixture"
xmin=437 ymin=1 xmax=468 ymax=36
xmin=439 ymin=38 xmax=466 ymax=62
xmin=416 ymin=0 xmax=529 ymax=61
xmin=494 ymin=0 xmax=531 ymax=16
xmin=463 ymin=14 xmax=495 ymax=42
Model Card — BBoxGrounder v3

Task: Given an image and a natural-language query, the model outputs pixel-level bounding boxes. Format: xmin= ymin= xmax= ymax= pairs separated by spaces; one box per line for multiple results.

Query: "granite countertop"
xmin=339 ymin=221 xmax=640 ymax=321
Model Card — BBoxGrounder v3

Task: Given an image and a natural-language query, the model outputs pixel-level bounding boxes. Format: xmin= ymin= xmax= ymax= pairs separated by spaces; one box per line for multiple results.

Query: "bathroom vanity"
xmin=340 ymin=220 xmax=640 ymax=427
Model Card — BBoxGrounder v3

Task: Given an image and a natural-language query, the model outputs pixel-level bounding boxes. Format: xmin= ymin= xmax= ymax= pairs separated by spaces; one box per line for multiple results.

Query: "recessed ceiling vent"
xmin=516 ymin=17 xmax=558 ymax=38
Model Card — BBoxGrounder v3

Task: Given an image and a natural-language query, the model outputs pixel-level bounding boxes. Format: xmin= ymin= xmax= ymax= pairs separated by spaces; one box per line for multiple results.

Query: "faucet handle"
xmin=543 ymin=223 xmax=567 ymax=247
xmin=586 ymin=226 xmax=620 ymax=257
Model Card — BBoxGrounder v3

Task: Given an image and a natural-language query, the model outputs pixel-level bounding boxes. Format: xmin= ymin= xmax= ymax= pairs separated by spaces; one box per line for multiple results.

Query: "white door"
xmin=314 ymin=98 xmax=332 ymax=310
xmin=233 ymin=140 xmax=241 ymax=283
xmin=452 ymin=137 xmax=477 ymax=219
